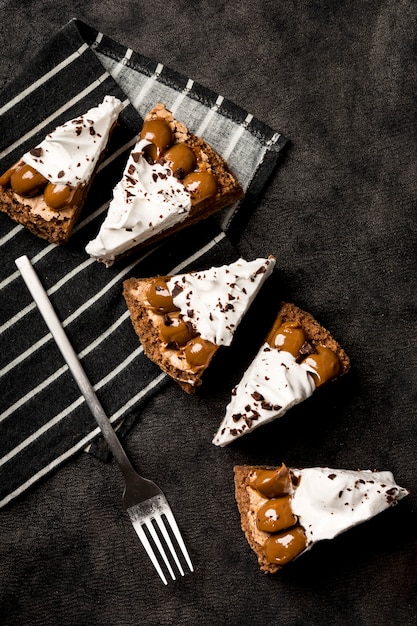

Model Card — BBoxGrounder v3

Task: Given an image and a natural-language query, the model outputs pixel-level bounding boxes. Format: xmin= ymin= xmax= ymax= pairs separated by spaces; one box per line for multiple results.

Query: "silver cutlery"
xmin=15 ymin=255 xmax=193 ymax=585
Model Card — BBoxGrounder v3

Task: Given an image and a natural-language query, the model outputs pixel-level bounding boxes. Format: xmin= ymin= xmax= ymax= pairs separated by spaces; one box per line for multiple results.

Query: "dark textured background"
xmin=1 ymin=1 xmax=416 ymax=624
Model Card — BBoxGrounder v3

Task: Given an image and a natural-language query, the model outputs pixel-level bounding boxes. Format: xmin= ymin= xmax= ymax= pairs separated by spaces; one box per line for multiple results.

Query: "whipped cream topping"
xmin=22 ymin=96 xmax=124 ymax=187
xmin=213 ymin=347 xmax=316 ymax=446
xmin=169 ymin=257 xmax=275 ymax=347
xmin=85 ymin=138 xmax=192 ymax=265
xmin=291 ymin=467 xmax=409 ymax=545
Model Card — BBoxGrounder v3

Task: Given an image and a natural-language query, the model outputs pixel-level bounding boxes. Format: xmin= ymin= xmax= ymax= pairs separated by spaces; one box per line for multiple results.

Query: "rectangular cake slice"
xmin=123 ymin=257 xmax=275 ymax=393
xmin=86 ymin=103 xmax=244 ymax=265
xmin=0 ymin=96 xmax=124 ymax=244
xmin=213 ymin=302 xmax=350 ymax=446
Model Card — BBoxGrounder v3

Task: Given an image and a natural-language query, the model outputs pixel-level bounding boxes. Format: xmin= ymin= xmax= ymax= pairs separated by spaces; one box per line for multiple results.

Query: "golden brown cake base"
xmin=0 ymin=185 xmax=86 ymax=244
xmin=123 ymin=277 xmax=220 ymax=393
xmin=271 ymin=302 xmax=350 ymax=375
xmin=234 ymin=465 xmax=281 ymax=574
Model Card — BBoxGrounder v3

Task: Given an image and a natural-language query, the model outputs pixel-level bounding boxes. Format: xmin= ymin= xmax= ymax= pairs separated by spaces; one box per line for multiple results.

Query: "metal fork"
xmin=15 ymin=255 xmax=193 ymax=585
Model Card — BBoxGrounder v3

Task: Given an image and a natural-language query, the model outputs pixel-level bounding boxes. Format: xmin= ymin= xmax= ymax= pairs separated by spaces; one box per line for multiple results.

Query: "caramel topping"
xmin=163 ymin=143 xmax=196 ymax=178
xmin=10 ymin=163 xmax=48 ymax=197
xmin=0 ymin=161 xmax=24 ymax=187
xmin=159 ymin=312 xmax=197 ymax=346
xmin=268 ymin=322 xmax=307 ymax=358
xmin=254 ymin=465 xmax=292 ymax=498
xmin=263 ymin=527 xmax=307 ymax=565
xmin=251 ymin=464 xmax=307 ymax=566
xmin=44 ymin=182 xmax=76 ymax=210
xmin=137 ymin=116 xmax=218 ymax=200
xmin=303 ymin=345 xmax=341 ymax=387
xmin=140 ymin=119 xmax=173 ymax=161
xmin=146 ymin=279 xmax=178 ymax=313
xmin=257 ymin=496 xmax=297 ymax=533
xmin=146 ymin=278 xmax=217 ymax=369
xmin=183 ymin=170 xmax=218 ymax=203
xmin=183 ymin=336 xmax=217 ymax=367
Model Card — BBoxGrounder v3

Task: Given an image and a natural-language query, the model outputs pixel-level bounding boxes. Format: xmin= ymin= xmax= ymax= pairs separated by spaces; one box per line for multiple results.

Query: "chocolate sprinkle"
xmin=171 ymin=283 xmax=184 ymax=298
xmin=30 ymin=147 xmax=43 ymax=158
xmin=252 ymin=391 xmax=264 ymax=402
xmin=299 ymin=341 xmax=316 ymax=357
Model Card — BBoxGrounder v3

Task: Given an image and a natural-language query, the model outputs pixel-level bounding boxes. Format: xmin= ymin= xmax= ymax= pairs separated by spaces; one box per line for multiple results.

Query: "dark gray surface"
xmin=1 ymin=1 xmax=416 ymax=624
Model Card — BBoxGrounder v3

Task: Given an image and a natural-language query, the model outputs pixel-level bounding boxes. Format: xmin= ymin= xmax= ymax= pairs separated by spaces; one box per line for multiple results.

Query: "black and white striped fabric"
xmin=0 ymin=19 xmax=286 ymax=508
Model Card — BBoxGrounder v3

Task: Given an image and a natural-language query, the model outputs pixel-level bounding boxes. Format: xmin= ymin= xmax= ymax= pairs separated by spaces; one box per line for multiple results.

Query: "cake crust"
xmin=0 ymin=180 xmax=88 ymax=244
xmin=123 ymin=277 xmax=218 ymax=393
xmin=271 ymin=302 xmax=350 ymax=375
xmin=234 ymin=465 xmax=281 ymax=574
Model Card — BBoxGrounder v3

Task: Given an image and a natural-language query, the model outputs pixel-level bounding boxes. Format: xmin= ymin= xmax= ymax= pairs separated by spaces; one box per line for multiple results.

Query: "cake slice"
xmin=0 ymin=96 xmax=124 ymax=244
xmin=86 ymin=103 xmax=244 ymax=265
xmin=213 ymin=302 xmax=350 ymax=446
xmin=123 ymin=256 xmax=275 ymax=393
xmin=234 ymin=463 xmax=408 ymax=573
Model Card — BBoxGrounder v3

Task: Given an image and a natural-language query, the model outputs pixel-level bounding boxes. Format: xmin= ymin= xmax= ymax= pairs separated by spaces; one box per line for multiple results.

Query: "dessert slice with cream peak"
xmin=86 ymin=103 xmax=244 ymax=266
xmin=123 ymin=256 xmax=275 ymax=393
xmin=213 ymin=302 xmax=350 ymax=446
xmin=0 ymin=95 xmax=124 ymax=243
xmin=234 ymin=463 xmax=409 ymax=573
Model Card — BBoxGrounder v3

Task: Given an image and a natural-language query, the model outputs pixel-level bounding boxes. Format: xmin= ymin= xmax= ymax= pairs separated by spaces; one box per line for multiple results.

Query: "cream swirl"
xmin=169 ymin=257 xmax=276 ymax=347
xmin=22 ymin=96 xmax=124 ymax=186
xmin=85 ymin=138 xmax=192 ymax=265
xmin=291 ymin=467 xmax=409 ymax=545
xmin=213 ymin=348 xmax=316 ymax=446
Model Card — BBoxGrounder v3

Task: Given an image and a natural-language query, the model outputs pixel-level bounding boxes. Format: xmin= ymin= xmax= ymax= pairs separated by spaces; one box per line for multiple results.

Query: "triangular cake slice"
xmin=234 ymin=463 xmax=408 ymax=573
xmin=123 ymin=256 xmax=275 ymax=393
xmin=0 ymin=96 xmax=124 ymax=243
xmin=86 ymin=103 xmax=244 ymax=265
xmin=213 ymin=302 xmax=350 ymax=446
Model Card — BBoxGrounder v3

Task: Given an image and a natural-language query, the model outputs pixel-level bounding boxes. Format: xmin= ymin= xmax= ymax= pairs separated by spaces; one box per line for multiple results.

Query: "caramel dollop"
xmin=140 ymin=119 xmax=173 ymax=162
xmin=183 ymin=336 xmax=217 ymax=367
xmin=183 ymin=170 xmax=218 ymax=202
xmin=44 ymin=182 xmax=76 ymax=210
xmin=257 ymin=496 xmax=297 ymax=533
xmin=254 ymin=465 xmax=292 ymax=498
xmin=146 ymin=277 xmax=218 ymax=370
xmin=147 ymin=279 xmax=178 ymax=313
xmin=268 ymin=322 xmax=307 ymax=358
xmin=0 ymin=161 xmax=24 ymax=187
xmin=263 ymin=527 xmax=307 ymax=565
xmin=303 ymin=345 xmax=341 ymax=387
xmin=10 ymin=163 xmax=48 ymax=197
xmin=159 ymin=312 xmax=197 ymax=346
xmin=163 ymin=143 xmax=196 ymax=178
xmin=138 ymin=116 xmax=219 ymax=201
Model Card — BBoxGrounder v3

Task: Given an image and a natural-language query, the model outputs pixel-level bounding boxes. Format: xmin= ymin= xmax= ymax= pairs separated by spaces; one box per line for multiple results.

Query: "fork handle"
xmin=15 ymin=255 xmax=135 ymax=477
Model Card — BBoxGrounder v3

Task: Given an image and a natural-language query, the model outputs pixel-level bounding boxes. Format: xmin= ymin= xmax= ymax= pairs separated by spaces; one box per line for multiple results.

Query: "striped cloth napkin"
xmin=0 ymin=19 xmax=287 ymax=508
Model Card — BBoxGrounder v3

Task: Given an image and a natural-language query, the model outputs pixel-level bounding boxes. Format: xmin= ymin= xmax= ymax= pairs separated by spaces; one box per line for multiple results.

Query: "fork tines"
xmin=127 ymin=495 xmax=194 ymax=585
